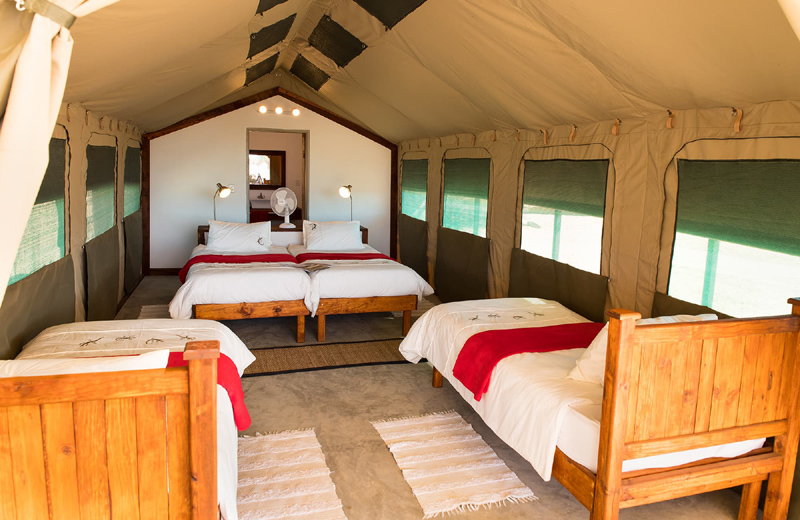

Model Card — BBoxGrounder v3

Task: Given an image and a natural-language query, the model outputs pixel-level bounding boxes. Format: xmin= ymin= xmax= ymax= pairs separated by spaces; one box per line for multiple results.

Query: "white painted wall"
xmin=150 ymin=95 xmax=392 ymax=268
xmin=248 ymin=130 xmax=305 ymax=204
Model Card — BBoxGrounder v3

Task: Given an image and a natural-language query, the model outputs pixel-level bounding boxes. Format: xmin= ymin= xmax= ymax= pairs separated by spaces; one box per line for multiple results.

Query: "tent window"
xmin=123 ymin=146 xmax=141 ymax=217
xmin=669 ymin=160 xmax=800 ymax=317
xmin=248 ymin=14 xmax=296 ymax=59
xmin=246 ymin=53 xmax=279 ymax=86
xmin=401 ymin=159 xmax=427 ymax=221
xmin=86 ymin=144 xmax=116 ymax=241
xmin=352 ymin=0 xmax=427 ymax=28
xmin=442 ymin=158 xmax=490 ymax=237
xmin=308 ymin=16 xmax=366 ymax=68
xmin=9 ymin=138 xmax=67 ymax=285
xmin=290 ymin=55 xmax=329 ymax=90
xmin=520 ymin=159 xmax=608 ymax=274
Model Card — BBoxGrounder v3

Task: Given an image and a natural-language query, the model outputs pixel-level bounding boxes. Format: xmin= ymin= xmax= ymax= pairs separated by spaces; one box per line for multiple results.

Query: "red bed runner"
xmin=453 ymin=322 xmax=605 ymax=401
xmin=178 ymin=254 xmax=298 ymax=282
xmin=167 ymin=352 xmax=251 ymax=431
xmin=294 ymin=252 xmax=395 ymax=263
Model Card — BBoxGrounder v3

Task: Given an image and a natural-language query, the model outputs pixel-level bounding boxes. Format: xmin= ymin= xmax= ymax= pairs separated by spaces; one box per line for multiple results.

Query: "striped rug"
xmin=237 ymin=429 xmax=347 ymax=520
xmin=372 ymin=411 xmax=535 ymax=518
xmin=137 ymin=304 xmax=170 ymax=319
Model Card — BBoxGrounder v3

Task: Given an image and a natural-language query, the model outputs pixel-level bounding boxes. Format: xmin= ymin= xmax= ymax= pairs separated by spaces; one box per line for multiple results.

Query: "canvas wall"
xmin=149 ymin=95 xmax=392 ymax=268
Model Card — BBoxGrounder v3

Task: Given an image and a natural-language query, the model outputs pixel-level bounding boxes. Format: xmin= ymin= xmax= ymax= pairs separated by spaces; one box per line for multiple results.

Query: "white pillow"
xmin=206 ymin=220 xmax=271 ymax=252
xmin=567 ymin=314 xmax=719 ymax=385
xmin=0 ymin=349 xmax=169 ymax=378
xmin=303 ymin=220 xmax=364 ymax=251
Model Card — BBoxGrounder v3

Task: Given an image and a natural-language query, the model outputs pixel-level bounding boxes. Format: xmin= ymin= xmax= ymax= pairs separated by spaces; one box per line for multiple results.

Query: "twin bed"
xmin=170 ymin=221 xmax=433 ymax=342
xmin=400 ymin=297 xmax=800 ymax=519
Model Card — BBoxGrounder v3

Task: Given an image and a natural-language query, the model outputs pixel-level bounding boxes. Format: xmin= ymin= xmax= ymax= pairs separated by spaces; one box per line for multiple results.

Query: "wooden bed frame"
xmin=432 ymin=299 xmax=800 ymax=520
xmin=194 ymin=225 xmax=418 ymax=343
xmin=0 ymin=340 xmax=220 ymax=520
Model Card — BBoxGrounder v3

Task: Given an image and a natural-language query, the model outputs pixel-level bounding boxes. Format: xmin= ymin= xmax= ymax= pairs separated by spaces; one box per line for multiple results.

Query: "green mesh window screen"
xmin=9 ymin=138 xmax=67 ymax=285
xmin=86 ymin=144 xmax=117 ymax=241
xmin=520 ymin=160 xmax=608 ymax=274
xmin=401 ymin=159 xmax=427 ymax=220
xmin=124 ymin=146 xmax=141 ymax=217
xmin=669 ymin=160 xmax=800 ymax=317
xmin=442 ymin=158 xmax=490 ymax=237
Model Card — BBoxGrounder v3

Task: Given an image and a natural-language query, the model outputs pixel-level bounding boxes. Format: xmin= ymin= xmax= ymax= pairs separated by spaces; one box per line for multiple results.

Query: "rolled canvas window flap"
xmin=434 ymin=227 xmax=489 ymax=303
xmin=675 ymin=159 xmax=800 ymax=256
xmin=123 ymin=144 xmax=141 ymax=217
xmin=86 ymin=142 xmax=116 ymax=242
xmin=522 ymin=159 xmax=608 ymax=217
xmin=508 ymin=248 xmax=608 ymax=323
xmin=399 ymin=213 xmax=428 ymax=281
xmin=0 ymin=255 xmax=75 ymax=359
xmin=124 ymin=210 xmax=143 ymax=294
xmin=401 ymin=158 xmax=427 ymax=220
xmin=85 ymin=225 xmax=120 ymax=321
xmin=442 ymin=157 xmax=491 ymax=237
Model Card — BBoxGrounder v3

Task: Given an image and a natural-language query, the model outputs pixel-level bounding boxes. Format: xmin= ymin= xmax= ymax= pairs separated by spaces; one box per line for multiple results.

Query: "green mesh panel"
xmin=442 ymin=158 xmax=490 ymax=237
xmin=123 ymin=146 xmax=141 ymax=217
xmin=675 ymin=160 xmax=800 ymax=256
xmin=522 ymin=159 xmax=608 ymax=217
xmin=401 ymin=159 xmax=427 ymax=221
xmin=86 ymin=144 xmax=116 ymax=241
xmin=9 ymin=138 xmax=67 ymax=285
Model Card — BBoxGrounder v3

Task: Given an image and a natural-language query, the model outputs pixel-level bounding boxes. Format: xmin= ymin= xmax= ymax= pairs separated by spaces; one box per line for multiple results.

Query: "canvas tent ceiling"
xmin=2 ymin=0 xmax=797 ymax=143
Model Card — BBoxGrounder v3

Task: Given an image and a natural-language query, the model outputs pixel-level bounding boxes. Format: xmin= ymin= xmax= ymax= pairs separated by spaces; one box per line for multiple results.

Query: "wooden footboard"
xmin=0 ymin=341 xmax=220 ymax=520
xmin=315 ymin=295 xmax=418 ymax=341
xmin=194 ymin=300 xmax=309 ymax=342
xmin=557 ymin=298 xmax=800 ymax=520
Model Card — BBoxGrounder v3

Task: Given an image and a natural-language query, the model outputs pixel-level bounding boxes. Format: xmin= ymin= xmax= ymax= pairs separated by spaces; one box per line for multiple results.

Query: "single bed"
xmin=171 ymin=236 xmax=311 ymax=342
xmin=400 ymin=297 xmax=800 ymax=519
xmin=288 ymin=243 xmax=434 ymax=341
xmin=1 ymin=319 xmax=255 ymax=520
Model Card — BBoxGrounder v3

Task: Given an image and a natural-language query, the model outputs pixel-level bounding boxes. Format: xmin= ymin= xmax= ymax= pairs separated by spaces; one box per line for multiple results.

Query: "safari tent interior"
xmin=2 ymin=0 xmax=800 ymax=519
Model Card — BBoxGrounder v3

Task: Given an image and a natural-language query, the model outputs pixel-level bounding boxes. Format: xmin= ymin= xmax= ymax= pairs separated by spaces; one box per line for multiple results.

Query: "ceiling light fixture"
xmin=258 ymin=105 xmax=267 ymax=114
xmin=292 ymin=108 xmax=300 ymax=116
xmin=275 ymin=107 xmax=283 ymax=115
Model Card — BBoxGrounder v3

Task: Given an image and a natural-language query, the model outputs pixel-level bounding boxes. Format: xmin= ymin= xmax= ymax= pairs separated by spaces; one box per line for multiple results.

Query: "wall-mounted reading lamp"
xmin=339 ymin=184 xmax=353 ymax=221
xmin=213 ymin=182 xmax=232 ymax=220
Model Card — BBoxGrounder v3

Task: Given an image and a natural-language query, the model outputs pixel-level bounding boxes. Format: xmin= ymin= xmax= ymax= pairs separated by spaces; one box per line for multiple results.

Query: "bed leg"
xmin=738 ymin=481 xmax=762 ymax=520
xmin=297 ymin=315 xmax=305 ymax=343
xmin=402 ymin=310 xmax=412 ymax=335
xmin=432 ymin=368 xmax=443 ymax=388
xmin=317 ymin=315 xmax=326 ymax=342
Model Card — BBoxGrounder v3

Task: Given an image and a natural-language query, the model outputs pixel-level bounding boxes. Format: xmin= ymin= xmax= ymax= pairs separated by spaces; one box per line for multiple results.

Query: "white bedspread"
xmin=288 ymin=244 xmax=434 ymax=316
xmin=16 ymin=319 xmax=256 ymax=520
xmin=399 ymin=298 xmax=593 ymax=481
xmin=169 ymin=245 xmax=310 ymax=319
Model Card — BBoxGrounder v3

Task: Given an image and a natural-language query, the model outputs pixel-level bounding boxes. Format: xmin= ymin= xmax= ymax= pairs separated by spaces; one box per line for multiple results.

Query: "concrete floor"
xmin=122 ymin=276 xmax=749 ymax=519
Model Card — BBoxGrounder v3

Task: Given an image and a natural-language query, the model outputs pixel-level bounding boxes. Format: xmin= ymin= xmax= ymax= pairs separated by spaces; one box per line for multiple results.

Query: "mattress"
xmin=15 ymin=319 xmax=256 ymax=520
xmin=288 ymin=244 xmax=434 ymax=316
xmin=169 ymin=244 xmax=310 ymax=319
xmin=399 ymin=298 xmax=765 ymax=480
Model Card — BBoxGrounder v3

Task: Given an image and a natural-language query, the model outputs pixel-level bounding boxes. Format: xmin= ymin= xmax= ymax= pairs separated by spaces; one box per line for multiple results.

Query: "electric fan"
xmin=270 ymin=187 xmax=298 ymax=228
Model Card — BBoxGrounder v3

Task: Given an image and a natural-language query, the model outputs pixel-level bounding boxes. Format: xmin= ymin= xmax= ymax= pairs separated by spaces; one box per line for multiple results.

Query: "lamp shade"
xmin=217 ymin=183 xmax=232 ymax=198
xmin=339 ymin=185 xmax=352 ymax=198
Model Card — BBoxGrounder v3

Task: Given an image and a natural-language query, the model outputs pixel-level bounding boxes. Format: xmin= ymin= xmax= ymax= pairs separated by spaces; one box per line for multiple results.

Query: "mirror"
xmin=249 ymin=150 xmax=286 ymax=189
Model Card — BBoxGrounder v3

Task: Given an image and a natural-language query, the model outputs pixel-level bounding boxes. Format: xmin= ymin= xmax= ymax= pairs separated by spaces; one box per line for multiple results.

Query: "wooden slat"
xmin=708 ymin=336 xmax=745 ymax=430
xmin=635 ymin=315 xmax=800 ymax=344
xmin=166 ymin=395 xmax=191 ymax=520
xmin=7 ymin=405 xmax=49 ymax=520
xmin=106 ymin=398 xmax=141 ymax=520
xmin=136 ymin=396 xmax=169 ymax=520
xmin=624 ymin=420 xmax=788 ymax=459
xmin=0 ymin=407 xmax=17 ymax=520
xmin=0 ymin=368 xmax=189 ymax=406
xmin=74 ymin=400 xmax=111 ymax=520
xmin=736 ymin=335 xmax=762 ymax=427
xmin=763 ymin=334 xmax=786 ymax=423
xmin=664 ymin=341 xmax=688 ymax=438
xmin=633 ymin=344 xmax=657 ymax=441
xmin=621 ymin=447 xmax=772 ymax=479
xmin=316 ymin=295 xmax=418 ymax=315
xmin=749 ymin=333 xmax=776 ymax=425
xmin=187 ymin=352 xmax=218 ymax=520
xmin=552 ymin=448 xmax=595 ymax=509
xmin=679 ymin=340 xmax=703 ymax=435
xmin=694 ymin=339 xmax=718 ymax=433
xmin=194 ymin=300 xmax=308 ymax=320
xmin=620 ymin=453 xmax=782 ymax=508
xmin=41 ymin=403 xmax=81 ymax=520
xmin=624 ymin=343 xmax=642 ymax=443
xmin=649 ymin=343 xmax=673 ymax=439
xmin=772 ymin=332 xmax=795 ymax=422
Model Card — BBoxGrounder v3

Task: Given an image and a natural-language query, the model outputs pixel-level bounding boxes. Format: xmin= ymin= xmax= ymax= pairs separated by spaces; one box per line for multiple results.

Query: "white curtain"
xmin=0 ymin=0 xmax=116 ymax=305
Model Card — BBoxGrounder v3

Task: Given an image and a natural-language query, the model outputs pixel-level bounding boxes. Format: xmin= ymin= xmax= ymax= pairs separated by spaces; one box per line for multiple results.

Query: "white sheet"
xmin=17 ymin=319 xmax=255 ymax=520
xmin=169 ymin=245 xmax=310 ymax=319
xmin=287 ymin=244 xmax=434 ymax=316
xmin=399 ymin=298 xmax=764 ymax=481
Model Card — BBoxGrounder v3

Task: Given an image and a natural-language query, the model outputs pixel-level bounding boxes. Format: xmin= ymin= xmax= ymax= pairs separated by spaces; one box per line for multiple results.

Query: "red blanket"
xmin=294 ymin=252 xmax=395 ymax=263
xmin=167 ymin=352 xmax=251 ymax=431
xmin=452 ymin=322 xmax=605 ymax=401
xmin=178 ymin=253 xmax=298 ymax=283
